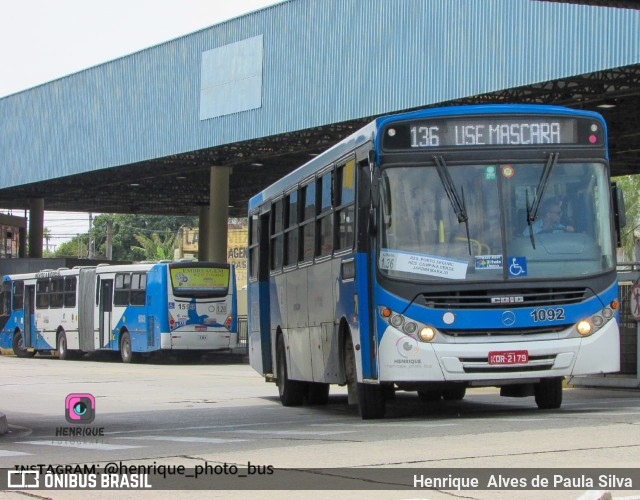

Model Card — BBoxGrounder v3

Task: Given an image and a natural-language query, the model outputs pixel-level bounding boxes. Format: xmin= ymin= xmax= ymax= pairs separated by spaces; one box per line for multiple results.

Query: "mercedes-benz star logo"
xmin=501 ymin=311 xmax=516 ymax=327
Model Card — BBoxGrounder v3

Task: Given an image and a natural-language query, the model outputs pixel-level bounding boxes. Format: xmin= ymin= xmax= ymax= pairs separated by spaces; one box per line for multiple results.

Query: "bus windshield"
xmin=169 ymin=264 xmax=230 ymax=297
xmin=378 ymin=161 xmax=614 ymax=281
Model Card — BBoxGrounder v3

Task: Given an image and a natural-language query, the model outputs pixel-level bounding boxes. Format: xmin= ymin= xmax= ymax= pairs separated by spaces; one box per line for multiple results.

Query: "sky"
xmin=0 ymin=0 xmax=281 ymax=249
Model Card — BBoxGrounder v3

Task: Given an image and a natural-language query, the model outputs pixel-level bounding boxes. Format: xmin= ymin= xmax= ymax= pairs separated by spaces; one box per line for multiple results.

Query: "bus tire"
xmin=12 ymin=332 xmax=35 ymax=358
xmin=275 ymin=334 xmax=305 ymax=406
xmin=442 ymin=385 xmax=466 ymax=401
xmin=306 ymin=382 xmax=329 ymax=405
xmin=120 ymin=332 xmax=136 ymax=363
xmin=57 ymin=331 xmax=70 ymax=360
xmin=534 ymin=377 xmax=563 ymax=410
xmin=357 ymin=383 xmax=386 ymax=420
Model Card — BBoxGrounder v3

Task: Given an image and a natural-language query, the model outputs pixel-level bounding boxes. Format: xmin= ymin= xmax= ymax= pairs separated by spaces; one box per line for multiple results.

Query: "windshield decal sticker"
xmin=475 ymin=255 xmax=503 ymax=270
xmin=508 ymin=256 xmax=528 ymax=277
xmin=379 ymin=249 xmax=468 ymax=280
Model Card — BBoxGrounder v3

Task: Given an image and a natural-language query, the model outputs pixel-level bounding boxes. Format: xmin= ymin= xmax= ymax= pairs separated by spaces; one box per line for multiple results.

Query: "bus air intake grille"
xmin=439 ymin=326 xmax=567 ymax=337
xmin=419 ymin=288 xmax=589 ymax=309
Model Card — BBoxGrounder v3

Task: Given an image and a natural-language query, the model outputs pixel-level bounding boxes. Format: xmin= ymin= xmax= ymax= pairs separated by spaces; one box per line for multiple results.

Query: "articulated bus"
xmin=248 ymin=104 xmax=625 ymax=419
xmin=0 ymin=261 xmax=239 ymax=362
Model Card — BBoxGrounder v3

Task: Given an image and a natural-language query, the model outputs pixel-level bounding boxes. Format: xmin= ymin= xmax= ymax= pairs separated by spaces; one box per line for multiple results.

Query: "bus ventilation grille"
xmin=419 ymin=288 xmax=589 ymax=309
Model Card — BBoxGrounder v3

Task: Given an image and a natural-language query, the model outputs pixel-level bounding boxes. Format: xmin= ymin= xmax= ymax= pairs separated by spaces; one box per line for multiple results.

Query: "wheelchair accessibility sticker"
xmin=508 ymin=257 xmax=527 ymax=277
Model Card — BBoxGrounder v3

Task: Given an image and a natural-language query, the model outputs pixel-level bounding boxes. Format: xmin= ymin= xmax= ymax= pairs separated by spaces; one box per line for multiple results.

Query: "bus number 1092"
xmin=530 ymin=307 xmax=565 ymax=322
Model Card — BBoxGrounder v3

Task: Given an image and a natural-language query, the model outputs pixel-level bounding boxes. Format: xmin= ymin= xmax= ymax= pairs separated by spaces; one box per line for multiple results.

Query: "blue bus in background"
xmin=0 ymin=261 xmax=239 ymax=362
xmin=247 ymin=104 xmax=625 ymax=419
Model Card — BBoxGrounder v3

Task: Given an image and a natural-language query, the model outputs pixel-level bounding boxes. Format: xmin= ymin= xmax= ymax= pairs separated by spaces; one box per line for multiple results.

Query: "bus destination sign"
xmin=383 ymin=116 xmax=603 ymax=150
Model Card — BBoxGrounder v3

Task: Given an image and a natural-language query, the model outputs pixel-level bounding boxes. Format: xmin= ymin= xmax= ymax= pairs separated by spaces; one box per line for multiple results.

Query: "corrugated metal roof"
xmin=0 ymin=0 xmax=638 ymax=189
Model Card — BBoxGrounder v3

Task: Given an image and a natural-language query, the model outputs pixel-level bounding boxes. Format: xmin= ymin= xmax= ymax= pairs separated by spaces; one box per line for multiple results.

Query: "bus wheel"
xmin=275 ymin=335 xmax=305 ymax=406
xmin=57 ymin=332 xmax=69 ymax=360
xmin=306 ymin=382 xmax=329 ymax=405
xmin=12 ymin=332 xmax=35 ymax=358
xmin=534 ymin=377 xmax=563 ymax=410
xmin=357 ymin=383 xmax=386 ymax=420
xmin=442 ymin=385 xmax=466 ymax=401
xmin=120 ymin=332 xmax=136 ymax=363
xmin=344 ymin=336 xmax=385 ymax=419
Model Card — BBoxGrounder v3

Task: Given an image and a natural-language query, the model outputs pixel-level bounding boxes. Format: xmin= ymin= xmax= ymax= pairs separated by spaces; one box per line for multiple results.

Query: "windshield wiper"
xmin=433 ymin=155 xmax=471 ymax=255
xmin=525 ymin=152 xmax=559 ymax=249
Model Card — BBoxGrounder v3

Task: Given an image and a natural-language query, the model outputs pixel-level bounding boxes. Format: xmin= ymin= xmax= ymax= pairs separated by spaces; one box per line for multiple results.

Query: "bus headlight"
xmin=379 ymin=306 xmax=437 ymax=342
xmin=576 ymin=320 xmax=592 ymax=336
xmin=390 ymin=314 xmax=404 ymax=328
xmin=419 ymin=327 xmax=436 ymax=342
xmin=575 ymin=302 xmax=616 ymax=337
xmin=403 ymin=322 xmax=417 ymax=334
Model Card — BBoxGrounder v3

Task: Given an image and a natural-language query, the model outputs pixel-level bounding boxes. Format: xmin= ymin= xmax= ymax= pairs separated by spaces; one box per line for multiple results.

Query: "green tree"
xmin=132 ymin=230 xmax=179 ymax=261
xmin=54 ymin=234 xmax=88 ymax=258
xmin=91 ymin=214 xmax=197 ymax=261
xmin=612 ymin=175 xmax=640 ymax=261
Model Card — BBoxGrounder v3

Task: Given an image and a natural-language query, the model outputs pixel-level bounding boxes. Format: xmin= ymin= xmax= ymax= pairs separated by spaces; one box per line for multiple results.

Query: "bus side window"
xmin=317 ymin=170 xmax=333 ymax=257
xmin=130 ymin=273 xmax=146 ymax=306
xmin=336 ymin=159 xmax=355 ymax=251
xmin=36 ymin=279 xmax=50 ymax=309
xmin=270 ymin=199 xmax=283 ymax=271
xmin=0 ymin=281 xmax=10 ymax=315
xmin=13 ymin=281 xmax=24 ymax=310
xmin=248 ymin=214 xmax=259 ymax=281
xmin=50 ymin=277 xmax=64 ymax=309
xmin=284 ymin=191 xmax=298 ymax=266
xmin=299 ymin=182 xmax=315 ymax=263
xmin=64 ymin=276 xmax=77 ymax=308
xmin=114 ymin=273 xmax=130 ymax=306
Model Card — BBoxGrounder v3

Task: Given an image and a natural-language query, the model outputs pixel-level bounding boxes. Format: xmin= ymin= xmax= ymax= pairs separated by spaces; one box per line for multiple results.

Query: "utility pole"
xmin=88 ymin=212 xmax=94 ymax=259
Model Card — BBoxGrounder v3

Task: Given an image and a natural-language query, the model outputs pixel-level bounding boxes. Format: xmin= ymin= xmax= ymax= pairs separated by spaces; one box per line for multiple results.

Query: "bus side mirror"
xmin=611 ymin=182 xmax=626 ymax=247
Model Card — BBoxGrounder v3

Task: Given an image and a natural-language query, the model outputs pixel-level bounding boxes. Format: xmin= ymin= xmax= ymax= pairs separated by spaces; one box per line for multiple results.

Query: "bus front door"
xmin=23 ymin=285 xmax=35 ymax=348
xmin=99 ymin=279 xmax=113 ymax=349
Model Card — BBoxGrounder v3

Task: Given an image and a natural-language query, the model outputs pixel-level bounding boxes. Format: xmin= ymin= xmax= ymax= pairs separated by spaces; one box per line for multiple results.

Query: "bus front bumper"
xmin=378 ymin=320 xmax=620 ymax=383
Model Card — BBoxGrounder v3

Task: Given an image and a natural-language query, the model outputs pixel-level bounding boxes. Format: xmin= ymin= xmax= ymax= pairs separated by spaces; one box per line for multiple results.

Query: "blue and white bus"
xmin=247 ymin=104 xmax=625 ymax=419
xmin=1 ymin=261 xmax=239 ymax=362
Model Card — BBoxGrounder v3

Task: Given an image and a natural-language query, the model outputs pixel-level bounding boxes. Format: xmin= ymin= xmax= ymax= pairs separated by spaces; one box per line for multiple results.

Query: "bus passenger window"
xmin=317 ymin=171 xmax=333 ymax=257
xmin=299 ymin=182 xmax=315 ymax=262
xmin=114 ymin=273 xmax=131 ymax=306
xmin=64 ymin=276 xmax=77 ymax=308
xmin=270 ymin=199 xmax=283 ymax=271
xmin=36 ymin=279 xmax=50 ymax=309
xmin=248 ymin=214 xmax=259 ymax=280
xmin=130 ymin=273 xmax=146 ymax=306
xmin=284 ymin=191 xmax=298 ymax=266
xmin=50 ymin=278 xmax=64 ymax=309
xmin=336 ymin=159 xmax=355 ymax=251
xmin=13 ymin=281 xmax=23 ymax=310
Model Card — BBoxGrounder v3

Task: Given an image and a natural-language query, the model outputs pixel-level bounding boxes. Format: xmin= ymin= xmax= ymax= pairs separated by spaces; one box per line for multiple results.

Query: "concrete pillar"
xmin=208 ymin=166 xmax=230 ymax=263
xmin=198 ymin=204 xmax=210 ymax=261
xmin=28 ymin=198 xmax=44 ymax=258
xmin=18 ymin=226 xmax=27 ymax=258
xmin=198 ymin=167 xmax=230 ymax=262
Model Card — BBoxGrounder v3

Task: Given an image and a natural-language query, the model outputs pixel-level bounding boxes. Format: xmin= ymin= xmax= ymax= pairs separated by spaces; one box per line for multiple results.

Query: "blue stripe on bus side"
xmin=355 ymin=252 xmax=374 ymax=379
